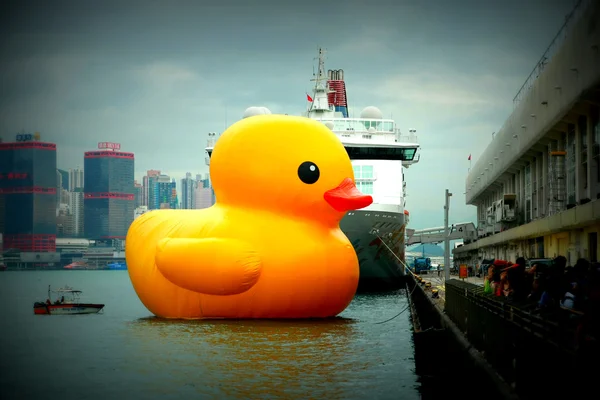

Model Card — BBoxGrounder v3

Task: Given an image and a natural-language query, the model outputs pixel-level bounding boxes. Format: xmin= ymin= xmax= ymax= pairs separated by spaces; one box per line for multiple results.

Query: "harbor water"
xmin=1 ymin=271 xmax=477 ymax=399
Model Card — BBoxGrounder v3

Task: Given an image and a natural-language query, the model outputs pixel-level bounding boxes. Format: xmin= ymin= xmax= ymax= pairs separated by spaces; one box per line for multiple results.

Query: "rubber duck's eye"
xmin=297 ymin=161 xmax=320 ymax=184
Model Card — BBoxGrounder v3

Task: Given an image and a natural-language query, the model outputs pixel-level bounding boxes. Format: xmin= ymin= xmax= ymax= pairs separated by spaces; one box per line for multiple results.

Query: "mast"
xmin=307 ymin=47 xmax=335 ymax=118
xmin=311 ymin=47 xmax=328 ymax=91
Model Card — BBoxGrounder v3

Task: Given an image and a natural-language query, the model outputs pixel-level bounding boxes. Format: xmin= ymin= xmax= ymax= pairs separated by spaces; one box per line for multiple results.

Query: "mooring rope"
xmin=371 ymin=233 xmax=420 ymax=324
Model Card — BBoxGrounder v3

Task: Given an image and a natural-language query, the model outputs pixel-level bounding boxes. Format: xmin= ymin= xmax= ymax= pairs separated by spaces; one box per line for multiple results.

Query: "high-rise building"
xmin=57 ymin=169 xmax=69 ymax=191
xmin=171 ymin=178 xmax=178 ymax=209
xmin=56 ymin=203 xmax=69 ymax=236
xmin=60 ymin=188 xmax=69 ymax=205
xmin=142 ymin=169 xmax=161 ymax=209
xmin=194 ymin=185 xmax=213 ymax=209
xmin=0 ymin=135 xmax=57 ymax=252
xmin=69 ymin=168 xmax=84 ymax=191
xmin=134 ymin=180 xmax=143 ymax=208
xmin=56 ymin=169 xmax=63 ymax=207
xmin=84 ymin=142 xmax=134 ymax=240
xmin=196 ymin=173 xmax=216 ymax=205
xmin=155 ymin=174 xmax=176 ymax=209
xmin=68 ymin=188 xmax=84 ymax=237
xmin=0 ymin=193 xmax=5 ymax=233
xmin=134 ymin=205 xmax=149 ymax=220
xmin=194 ymin=177 xmax=213 ymax=209
xmin=181 ymin=172 xmax=195 ymax=209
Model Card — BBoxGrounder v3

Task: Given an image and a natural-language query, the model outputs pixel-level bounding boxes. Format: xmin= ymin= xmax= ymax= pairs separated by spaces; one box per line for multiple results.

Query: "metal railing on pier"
xmin=444 ymin=279 xmax=594 ymax=398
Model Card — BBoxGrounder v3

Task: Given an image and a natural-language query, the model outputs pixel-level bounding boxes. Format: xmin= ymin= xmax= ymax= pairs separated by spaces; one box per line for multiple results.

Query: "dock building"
xmin=453 ymin=0 xmax=600 ymax=266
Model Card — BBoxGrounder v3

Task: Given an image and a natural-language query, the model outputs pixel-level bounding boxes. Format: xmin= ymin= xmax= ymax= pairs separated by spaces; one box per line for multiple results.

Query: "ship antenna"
xmin=310 ymin=46 xmax=328 ymax=90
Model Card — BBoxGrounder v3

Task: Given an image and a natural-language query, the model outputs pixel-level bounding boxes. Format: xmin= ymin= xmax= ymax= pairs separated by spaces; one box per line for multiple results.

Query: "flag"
xmin=468 ymin=154 xmax=471 ymax=161
xmin=306 ymin=93 xmax=313 ymax=102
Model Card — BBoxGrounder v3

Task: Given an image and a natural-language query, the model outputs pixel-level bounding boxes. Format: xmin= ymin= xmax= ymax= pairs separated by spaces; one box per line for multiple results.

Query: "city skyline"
xmin=0 ymin=0 xmax=578 ymax=230
xmin=3 ymin=134 xmax=209 ymax=196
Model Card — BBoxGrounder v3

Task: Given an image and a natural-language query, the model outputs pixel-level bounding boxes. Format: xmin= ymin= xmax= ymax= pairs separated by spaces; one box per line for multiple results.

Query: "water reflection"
xmin=126 ymin=317 xmax=379 ymax=399
xmin=0 ymin=272 xmax=418 ymax=400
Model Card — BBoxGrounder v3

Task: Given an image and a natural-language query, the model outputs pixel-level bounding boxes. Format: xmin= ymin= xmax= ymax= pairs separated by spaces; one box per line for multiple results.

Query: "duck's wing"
xmin=155 ymin=237 xmax=262 ymax=295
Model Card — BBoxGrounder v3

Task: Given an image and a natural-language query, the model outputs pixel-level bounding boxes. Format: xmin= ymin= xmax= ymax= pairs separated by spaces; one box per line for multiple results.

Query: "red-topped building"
xmin=84 ymin=142 xmax=135 ymax=240
xmin=0 ymin=133 xmax=57 ymax=252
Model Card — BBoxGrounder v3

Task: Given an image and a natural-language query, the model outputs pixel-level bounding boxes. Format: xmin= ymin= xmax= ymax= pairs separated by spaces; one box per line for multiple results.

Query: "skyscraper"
xmin=142 ymin=169 xmax=161 ymax=209
xmin=0 ymin=134 xmax=57 ymax=252
xmin=134 ymin=180 xmax=143 ymax=208
xmin=194 ymin=177 xmax=213 ymax=209
xmin=56 ymin=169 xmax=63 ymax=206
xmin=68 ymin=188 xmax=84 ymax=237
xmin=84 ymin=142 xmax=134 ymax=240
xmin=57 ymin=169 xmax=69 ymax=191
xmin=155 ymin=174 xmax=175 ymax=209
xmin=181 ymin=172 xmax=195 ymax=209
xmin=69 ymin=168 xmax=84 ymax=191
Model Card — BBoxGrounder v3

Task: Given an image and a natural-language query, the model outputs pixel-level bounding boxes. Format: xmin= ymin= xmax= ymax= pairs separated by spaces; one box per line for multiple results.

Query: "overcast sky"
xmin=0 ymin=0 xmax=578 ymax=230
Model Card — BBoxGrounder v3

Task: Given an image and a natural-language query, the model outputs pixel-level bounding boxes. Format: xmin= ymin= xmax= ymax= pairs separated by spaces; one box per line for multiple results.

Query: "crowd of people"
xmin=482 ymin=256 xmax=599 ymax=352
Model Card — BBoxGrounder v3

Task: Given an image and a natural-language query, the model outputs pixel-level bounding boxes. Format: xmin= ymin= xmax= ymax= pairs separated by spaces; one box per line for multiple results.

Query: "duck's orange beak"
xmin=324 ymin=178 xmax=373 ymax=212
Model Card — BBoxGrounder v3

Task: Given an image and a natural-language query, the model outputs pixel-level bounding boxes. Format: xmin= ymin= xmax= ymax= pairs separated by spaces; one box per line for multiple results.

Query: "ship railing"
xmin=337 ymin=132 xmax=418 ymax=144
xmin=339 ymin=132 xmax=399 ymax=143
xmin=396 ymin=133 xmax=418 ymax=144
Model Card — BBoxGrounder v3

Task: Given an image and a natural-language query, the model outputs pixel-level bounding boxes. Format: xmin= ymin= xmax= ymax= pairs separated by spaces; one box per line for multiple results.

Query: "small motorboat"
xmin=63 ymin=261 xmax=95 ymax=270
xmin=33 ymin=285 xmax=105 ymax=315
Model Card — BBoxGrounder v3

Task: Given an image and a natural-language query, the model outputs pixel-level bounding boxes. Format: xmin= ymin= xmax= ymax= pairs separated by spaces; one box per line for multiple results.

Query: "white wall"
xmin=466 ymin=0 xmax=600 ymax=204
xmin=352 ymin=159 xmax=403 ymax=206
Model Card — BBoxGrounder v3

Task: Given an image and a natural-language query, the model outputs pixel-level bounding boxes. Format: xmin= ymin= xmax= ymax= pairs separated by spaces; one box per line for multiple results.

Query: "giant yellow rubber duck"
xmin=126 ymin=114 xmax=373 ymax=319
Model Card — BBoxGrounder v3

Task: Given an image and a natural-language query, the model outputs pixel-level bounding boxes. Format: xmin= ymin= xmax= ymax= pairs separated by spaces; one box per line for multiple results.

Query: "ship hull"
xmin=340 ymin=206 xmax=407 ymax=293
xmin=33 ymin=302 xmax=105 ymax=315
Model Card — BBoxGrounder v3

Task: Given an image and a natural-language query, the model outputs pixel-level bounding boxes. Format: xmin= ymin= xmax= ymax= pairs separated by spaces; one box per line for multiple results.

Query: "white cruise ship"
xmin=205 ymin=48 xmax=421 ymax=292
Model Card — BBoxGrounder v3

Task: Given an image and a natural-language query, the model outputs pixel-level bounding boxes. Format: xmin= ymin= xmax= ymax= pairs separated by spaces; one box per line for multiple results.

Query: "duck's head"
xmin=210 ymin=114 xmax=373 ymax=224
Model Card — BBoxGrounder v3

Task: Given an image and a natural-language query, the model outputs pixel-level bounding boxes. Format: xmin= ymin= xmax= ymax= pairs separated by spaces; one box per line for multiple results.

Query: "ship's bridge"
xmin=204 ymin=106 xmax=421 ymax=165
xmin=317 ymin=116 xmax=420 ymax=164
xmin=205 ymin=142 xmax=419 ymax=163
xmin=343 ymin=143 xmax=418 ymax=162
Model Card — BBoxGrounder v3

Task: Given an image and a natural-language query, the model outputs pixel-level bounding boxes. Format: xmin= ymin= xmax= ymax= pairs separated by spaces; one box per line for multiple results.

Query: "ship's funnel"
xmin=326 ymin=69 xmax=348 ymax=118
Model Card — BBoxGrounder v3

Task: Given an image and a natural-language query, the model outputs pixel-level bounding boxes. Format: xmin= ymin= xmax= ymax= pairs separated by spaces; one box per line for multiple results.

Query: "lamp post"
xmin=444 ymin=189 xmax=453 ymax=281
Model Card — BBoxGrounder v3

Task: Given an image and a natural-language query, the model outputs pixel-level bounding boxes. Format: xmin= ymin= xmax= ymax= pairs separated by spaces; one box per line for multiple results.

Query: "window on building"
xmin=361 ymin=166 xmax=374 ymax=179
xmin=579 ymin=115 xmax=588 ymax=189
xmin=344 ymin=146 xmax=417 ymax=161
xmin=567 ymin=124 xmax=576 ymax=206
xmin=353 ymin=165 xmax=375 ymax=180
xmin=528 ymin=238 xmax=536 ymax=258
xmin=580 ymin=115 xmax=588 ymax=152
xmin=536 ymin=236 xmax=544 ymax=258
xmin=359 ymin=181 xmax=374 ymax=195
xmin=524 ymin=163 xmax=532 ymax=223
xmin=589 ymin=232 xmax=598 ymax=262
xmin=592 ymin=106 xmax=600 ymax=183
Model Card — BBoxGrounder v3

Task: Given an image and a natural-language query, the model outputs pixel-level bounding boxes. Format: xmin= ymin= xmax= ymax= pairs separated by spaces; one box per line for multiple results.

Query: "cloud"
xmin=335 ymin=66 xmax=520 ymax=229
xmin=132 ymin=61 xmax=199 ymax=89
xmin=0 ymin=0 xmax=578 ymax=232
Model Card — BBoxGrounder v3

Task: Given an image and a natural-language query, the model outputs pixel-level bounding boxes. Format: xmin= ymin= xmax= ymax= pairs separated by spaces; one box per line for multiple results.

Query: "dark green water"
xmin=0 ymin=271 xmax=435 ymax=399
